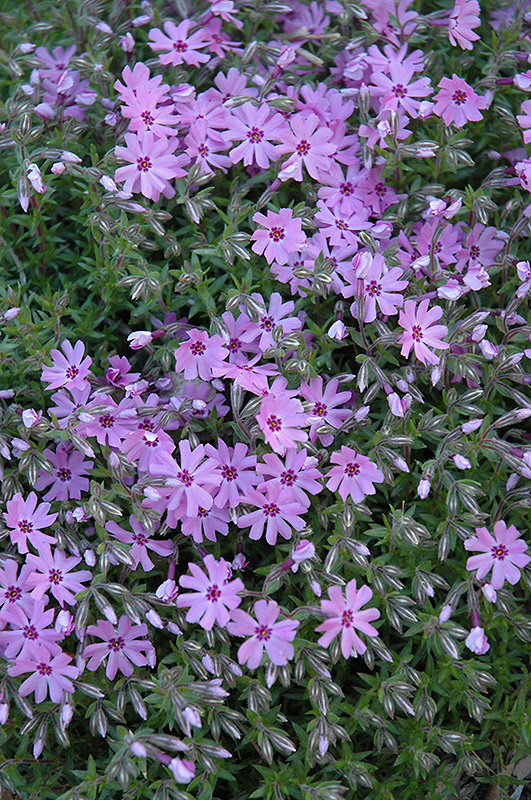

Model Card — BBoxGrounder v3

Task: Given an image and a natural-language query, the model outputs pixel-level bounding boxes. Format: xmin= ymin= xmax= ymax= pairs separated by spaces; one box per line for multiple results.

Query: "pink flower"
xmin=237 ymin=483 xmax=306 ymax=545
xmin=204 ymin=440 xmax=257 ymax=509
xmin=223 ymin=102 xmax=286 ymax=169
xmin=84 ymin=616 xmax=155 ymax=679
xmin=448 ymin=0 xmax=481 ymax=50
xmin=315 ymin=580 xmax=380 ymax=659
xmin=8 ymin=644 xmax=79 ymax=703
xmin=276 ymin=113 xmax=336 ymax=182
xmin=251 ymin=208 xmax=307 ymax=266
xmin=26 ymin=543 xmax=92 ymax=606
xmin=120 ymin=85 xmax=179 ymax=138
xmin=177 ymin=554 xmax=244 ymax=630
xmin=371 ymin=61 xmax=432 ymax=117
xmin=0 ymin=600 xmax=62 ymax=659
xmin=464 ymin=521 xmax=531 ymax=589
xmin=342 ymin=252 xmax=408 ymax=323
xmin=517 ymin=99 xmax=531 ymax=144
xmin=325 ymin=446 xmax=384 ymax=503
xmin=148 ymin=20 xmax=210 ymax=67
xmin=227 ymin=600 xmax=299 ymax=668
xmin=147 ymin=441 xmax=221 ymax=518
xmin=398 ymin=299 xmax=449 ymax=366
xmin=34 ymin=444 xmax=93 ymax=501
xmin=174 ymin=330 xmax=228 ymax=380
xmin=256 ymin=390 xmax=308 ymax=454
xmin=432 ymin=74 xmax=487 ymax=127
xmin=128 ymin=331 xmax=153 ymax=349
xmin=115 ymin=132 xmax=189 ymax=202
xmin=4 ymin=492 xmax=57 ymax=554
xmin=41 ymin=339 xmax=92 ymax=391
xmin=300 ymin=377 xmax=352 ymax=446
xmin=465 ymin=626 xmax=490 ymax=655
xmin=257 ymin=448 xmax=323 ymax=506
xmin=105 ymin=515 xmax=173 ymax=571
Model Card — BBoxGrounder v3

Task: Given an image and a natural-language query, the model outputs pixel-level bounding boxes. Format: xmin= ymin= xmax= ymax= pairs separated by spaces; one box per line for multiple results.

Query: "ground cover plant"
xmin=1 ymin=0 xmax=531 ymax=798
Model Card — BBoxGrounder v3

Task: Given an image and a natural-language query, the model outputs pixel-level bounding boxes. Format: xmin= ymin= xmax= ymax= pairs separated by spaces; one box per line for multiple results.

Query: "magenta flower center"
xmin=139 ymin=420 xmax=155 ymax=431
xmin=255 ymin=624 xmax=272 ymax=641
xmin=345 ymin=462 xmax=360 ymax=476
xmin=341 ymin=609 xmax=354 ymax=627
xmin=393 ymin=83 xmax=407 ymax=97
xmin=18 ymin=519 xmax=33 ymax=533
xmin=296 ymin=139 xmax=311 ymax=156
xmin=340 ymin=181 xmax=353 ymax=196
xmin=269 ymin=226 xmax=285 ymax=241
xmin=49 ymin=570 xmax=63 ymax=584
xmin=368 ymin=281 xmax=381 ymax=296
xmin=313 ymin=402 xmax=327 ymax=416
xmin=267 ymin=415 xmax=282 ymax=431
xmin=247 ymin=127 xmax=264 ymax=143
xmin=281 ymin=470 xmax=296 ymax=485
xmin=133 ymin=533 xmax=147 ymax=546
xmin=37 ymin=662 xmax=52 ymax=675
xmin=260 ymin=315 xmax=274 ymax=330
xmin=491 ymin=544 xmax=508 ymax=561
xmin=229 ymin=337 xmax=241 ymax=352
xmin=335 ymin=219 xmax=348 ymax=230
xmin=141 ymin=110 xmax=155 ymax=126
xmin=57 ymin=468 xmax=72 ymax=482
xmin=469 ymin=245 xmax=480 ymax=260
xmin=173 ymin=40 xmax=188 ymax=52
xmin=206 ymin=584 xmax=221 ymax=602
xmin=411 ymin=324 xmax=423 ymax=341
xmin=265 ymin=503 xmax=280 ymax=517
xmin=137 ymin=157 xmax=152 ymax=172
xmin=191 ymin=341 xmax=206 ymax=356
xmin=177 ymin=469 xmax=194 ymax=486
xmin=375 ymin=182 xmax=386 ymax=197
xmin=108 ymin=636 xmax=125 ymax=651
xmin=452 ymin=89 xmax=467 ymax=105
xmin=23 ymin=625 xmax=38 ymax=640
xmin=144 ymin=435 xmax=159 ymax=447
xmin=222 ymin=465 xmax=238 ymax=481
xmin=99 ymin=414 xmax=114 ymax=428
xmin=198 ymin=143 xmax=209 ymax=157
xmin=198 ymin=507 xmax=209 ymax=517
xmin=65 ymin=365 xmax=79 ymax=380
xmin=6 ymin=586 xmax=21 ymax=602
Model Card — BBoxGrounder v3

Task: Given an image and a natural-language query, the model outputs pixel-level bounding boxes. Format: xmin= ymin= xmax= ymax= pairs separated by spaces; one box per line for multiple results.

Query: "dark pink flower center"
xmin=267 ymin=415 xmax=282 ymax=431
xmin=144 ymin=435 xmax=159 ymax=447
xmin=222 ymin=465 xmax=238 ymax=481
xmin=265 ymin=503 xmax=280 ymax=517
xmin=137 ymin=157 xmax=152 ymax=172
xmin=374 ymin=182 xmax=386 ymax=197
xmin=198 ymin=143 xmax=209 ymax=157
xmin=23 ymin=625 xmax=38 ymax=639
xmin=247 ymin=127 xmax=264 ymax=143
xmin=255 ymin=624 xmax=272 ymax=641
xmin=99 ymin=414 xmax=114 ymax=428
xmin=141 ymin=110 xmax=155 ymax=126
xmin=469 ymin=245 xmax=480 ymax=260
xmin=341 ymin=609 xmax=354 ymax=627
xmin=393 ymin=83 xmax=407 ymax=97
xmin=312 ymin=402 xmax=327 ymax=417
xmin=173 ymin=40 xmax=188 ymax=52
xmin=198 ymin=507 xmax=209 ymax=518
xmin=345 ymin=462 xmax=360 ymax=476
xmin=19 ymin=519 xmax=33 ymax=533
xmin=57 ymin=468 xmax=72 ymax=482
xmin=260 ymin=315 xmax=274 ymax=330
xmin=139 ymin=420 xmax=156 ymax=431
xmin=206 ymin=584 xmax=221 ymax=601
xmin=336 ymin=219 xmax=348 ymax=230
xmin=340 ymin=181 xmax=353 ymax=196
xmin=66 ymin=365 xmax=79 ymax=380
xmin=491 ymin=544 xmax=508 ymax=561
xmin=191 ymin=341 xmax=206 ymax=355
xmin=452 ymin=89 xmax=467 ymax=105
xmin=133 ymin=533 xmax=147 ymax=546
xmin=296 ymin=139 xmax=311 ymax=156
xmin=49 ymin=570 xmax=63 ymax=584
xmin=368 ymin=281 xmax=381 ymax=296
xmin=269 ymin=226 xmax=285 ymax=241
xmin=281 ymin=470 xmax=296 ymax=485
xmin=229 ymin=337 xmax=241 ymax=352
xmin=6 ymin=586 xmax=21 ymax=602
xmin=177 ymin=469 xmax=194 ymax=486
xmin=411 ymin=324 xmax=423 ymax=341
xmin=37 ymin=662 xmax=52 ymax=675
xmin=108 ymin=636 xmax=125 ymax=650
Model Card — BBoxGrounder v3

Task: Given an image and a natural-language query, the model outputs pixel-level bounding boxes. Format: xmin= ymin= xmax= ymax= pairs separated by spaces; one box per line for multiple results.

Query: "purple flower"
xmin=325 ymin=446 xmax=384 ymax=503
xmin=177 ymin=555 xmax=244 ymax=630
xmin=8 ymin=644 xmax=79 ymax=703
xmin=84 ymin=616 xmax=155 ymax=679
xmin=276 ymin=113 xmax=336 ymax=182
xmin=204 ymin=440 xmax=258 ymax=508
xmin=105 ymin=516 xmax=173 ymax=571
xmin=115 ymin=132 xmax=189 ymax=201
xmin=251 ymin=209 xmax=307 ymax=266
xmin=464 ymin=521 xmax=531 ymax=589
xmin=0 ymin=599 xmax=62 ymax=659
xmin=237 ymin=483 xmax=307 ymax=546
xmin=256 ymin=390 xmax=308 ymax=454
xmin=41 ymin=340 xmax=92 ymax=392
xmin=174 ymin=330 xmax=228 ymax=381
xmin=448 ymin=0 xmax=481 ymax=50
xmin=315 ymin=580 xmax=380 ymax=659
xmin=34 ymin=443 xmax=93 ymax=502
xmin=4 ymin=492 xmax=57 ymax=554
xmin=398 ymin=299 xmax=449 ymax=366
xmin=26 ymin=543 xmax=92 ymax=607
xmin=147 ymin=440 xmax=222 ymax=518
xmin=148 ymin=20 xmax=210 ymax=67
xmin=371 ymin=61 xmax=432 ymax=117
xmin=227 ymin=600 xmax=299 ymax=668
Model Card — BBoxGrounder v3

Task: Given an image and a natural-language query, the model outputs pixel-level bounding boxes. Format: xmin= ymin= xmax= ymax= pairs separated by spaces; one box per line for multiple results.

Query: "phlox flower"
xmin=34 ymin=443 xmax=93 ymax=502
xmin=0 ymin=600 xmax=62 ymax=659
xmin=432 ymin=74 xmax=487 ymax=127
xmin=223 ymin=102 xmax=286 ymax=169
xmin=455 ymin=224 xmax=504 ymax=272
xmin=177 ymin=554 xmax=244 ymax=630
xmin=300 ymin=377 xmax=352 ymax=446
xmin=227 ymin=600 xmax=299 ymax=669
xmin=113 ymin=62 xmax=169 ymax=102
xmin=26 ymin=543 xmax=92 ymax=606
xmin=237 ymin=483 xmax=306 ymax=545
xmin=178 ymin=502 xmax=230 ymax=543
xmin=174 ymin=330 xmax=228 ymax=381
xmin=41 ymin=339 xmax=92 ymax=392
xmin=371 ymin=61 xmax=432 ymax=117
xmin=465 ymin=626 xmax=489 ymax=655
xmin=212 ymin=355 xmax=278 ymax=396
xmin=77 ymin=396 xmax=138 ymax=447
xmin=119 ymin=427 xmax=176 ymax=474
xmin=184 ymin=119 xmax=232 ymax=176
xmin=8 ymin=644 xmax=79 ymax=703
xmin=517 ymin=99 xmax=531 ymax=144
xmin=251 ymin=209 xmax=307 ymax=266
xmin=325 ymin=446 xmax=384 ymax=503
xmin=115 ymin=132 xmax=189 ymax=201
xmin=49 ymin=382 xmax=92 ymax=428
xmin=0 ymin=559 xmax=34 ymax=614
xmin=314 ymin=200 xmax=372 ymax=248
xmin=342 ymin=252 xmax=408 ymax=323
xmin=276 ymin=113 xmax=336 ymax=182
xmin=4 ymin=492 xmax=57 ymax=554
xmin=465 ymin=521 xmax=531 ymax=589
xmin=244 ymin=292 xmax=302 ymax=353
xmin=105 ymin=516 xmax=173 ymax=571
xmin=204 ymin=440 xmax=258 ymax=509
xmin=84 ymin=616 xmax=155 ymax=679
xmin=256 ymin=448 xmax=323 ymax=506
xmin=398 ymin=299 xmax=449 ymax=366
xmin=315 ymin=580 xmax=380 ymax=658
xmin=148 ymin=20 xmax=210 ymax=67
xmin=256 ymin=390 xmax=308 ymax=454
xmin=147 ymin=440 xmax=221 ymax=518
xmin=448 ymin=0 xmax=481 ymax=50
xmin=120 ymin=85 xmax=179 ymax=138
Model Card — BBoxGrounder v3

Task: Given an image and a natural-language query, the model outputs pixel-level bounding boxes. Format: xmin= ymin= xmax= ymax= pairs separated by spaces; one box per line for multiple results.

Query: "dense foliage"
xmin=0 ymin=0 xmax=531 ymax=798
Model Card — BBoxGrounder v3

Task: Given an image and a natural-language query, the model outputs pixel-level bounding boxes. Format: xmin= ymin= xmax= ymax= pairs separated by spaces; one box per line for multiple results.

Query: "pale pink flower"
xmin=325 ymin=446 xmax=384 ymax=503
xmin=465 ymin=626 xmax=490 ymax=655
xmin=8 ymin=644 xmax=79 ymax=703
xmin=398 ymin=299 xmax=449 ymax=366
xmin=4 ymin=492 xmax=57 ymax=554
xmin=84 ymin=616 xmax=155 ymax=679
xmin=237 ymin=483 xmax=306 ymax=545
xmin=41 ymin=339 xmax=92 ymax=391
xmin=432 ymin=74 xmax=487 ymax=127
xmin=448 ymin=0 xmax=481 ymax=50
xmin=105 ymin=516 xmax=173 ymax=571
xmin=227 ymin=600 xmax=299 ymax=668
xmin=26 ymin=543 xmax=92 ymax=607
xmin=148 ymin=20 xmax=210 ymax=67
xmin=276 ymin=113 xmax=337 ymax=182
xmin=465 ymin=521 xmax=531 ymax=589
xmin=177 ymin=554 xmax=244 ymax=630
xmin=115 ymin=132 xmax=189 ymax=201
xmin=251 ymin=208 xmax=307 ymax=266
xmin=174 ymin=330 xmax=228 ymax=380
xmin=315 ymin=580 xmax=380 ymax=659
xmin=371 ymin=61 xmax=432 ymax=117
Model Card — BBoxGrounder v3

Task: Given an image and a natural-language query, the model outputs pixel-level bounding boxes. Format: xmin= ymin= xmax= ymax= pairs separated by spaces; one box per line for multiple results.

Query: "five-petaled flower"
xmin=465 ymin=521 xmax=531 ymax=589
xmin=227 ymin=600 xmax=299 ymax=668
xmin=325 ymin=446 xmax=384 ymax=503
xmin=84 ymin=616 xmax=155 ymax=679
xmin=315 ymin=580 xmax=380 ymax=659
xmin=177 ymin=554 xmax=244 ymax=630
xmin=398 ymin=299 xmax=449 ymax=365
xmin=251 ymin=208 xmax=307 ymax=265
